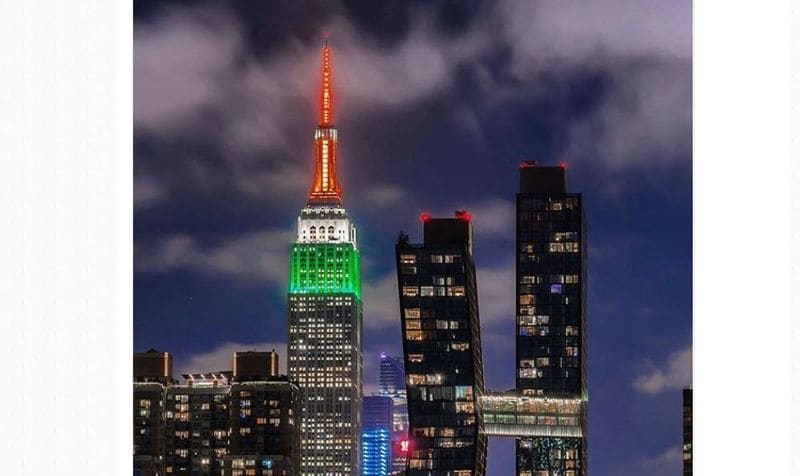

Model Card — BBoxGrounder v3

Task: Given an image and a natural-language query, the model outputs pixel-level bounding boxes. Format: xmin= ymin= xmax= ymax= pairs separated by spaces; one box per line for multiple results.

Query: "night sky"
xmin=134 ymin=1 xmax=692 ymax=474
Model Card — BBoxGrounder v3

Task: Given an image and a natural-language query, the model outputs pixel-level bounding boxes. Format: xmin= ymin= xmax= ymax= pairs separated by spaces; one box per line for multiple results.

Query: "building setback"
xmin=395 ymin=212 xmax=487 ymax=475
xmin=287 ymin=41 xmax=362 ymax=475
xmin=515 ymin=163 xmax=587 ymax=475
xmin=361 ymin=396 xmax=394 ymax=476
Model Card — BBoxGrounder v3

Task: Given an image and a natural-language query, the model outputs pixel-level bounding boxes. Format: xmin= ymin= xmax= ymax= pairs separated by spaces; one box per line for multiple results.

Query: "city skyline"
xmin=134 ymin=2 xmax=692 ymax=474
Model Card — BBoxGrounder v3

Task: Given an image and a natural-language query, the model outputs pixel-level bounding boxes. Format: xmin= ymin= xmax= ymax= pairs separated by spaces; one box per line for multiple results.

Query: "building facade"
xmin=133 ymin=351 xmax=301 ymax=476
xmin=515 ymin=163 xmax=587 ymax=475
xmin=287 ymin=42 xmax=363 ymax=475
xmin=395 ymin=212 xmax=487 ymax=476
xmin=361 ymin=396 xmax=394 ymax=476
xmin=378 ymin=353 xmax=409 ymax=474
xmin=134 ymin=350 xmax=174 ymax=476
xmin=683 ymin=387 xmax=692 ymax=475
xmin=164 ymin=373 xmax=232 ymax=475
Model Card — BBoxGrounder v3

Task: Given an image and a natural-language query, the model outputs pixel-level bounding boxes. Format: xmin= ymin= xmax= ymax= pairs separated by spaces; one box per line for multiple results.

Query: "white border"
xmin=0 ymin=1 xmax=132 ymax=473
xmin=695 ymin=1 xmax=792 ymax=475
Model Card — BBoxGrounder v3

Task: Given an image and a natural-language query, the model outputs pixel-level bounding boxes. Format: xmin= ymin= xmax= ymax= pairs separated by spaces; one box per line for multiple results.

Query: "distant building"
xmin=378 ymin=353 xmax=408 ymax=474
xmin=395 ymin=212 xmax=488 ymax=475
xmin=683 ymin=387 xmax=692 ymax=475
xmin=361 ymin=396 xmax=394 ymax=476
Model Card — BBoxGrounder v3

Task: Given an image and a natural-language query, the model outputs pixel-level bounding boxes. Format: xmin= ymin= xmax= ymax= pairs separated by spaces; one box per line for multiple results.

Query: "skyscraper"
xmin=515 ymin=162 xmax=587 ymax=475
xmin=395 ymin=212 xmax=487 ymax=475
xmin=378 ymin=353 xmax=409 ymax=474
xmin=287 ymin=42 xmax=363 ymax=475
xmin=683 ymin=387 xmax=692 ymax=475
xmin=361 ymin=396 xmax=394 ymax=476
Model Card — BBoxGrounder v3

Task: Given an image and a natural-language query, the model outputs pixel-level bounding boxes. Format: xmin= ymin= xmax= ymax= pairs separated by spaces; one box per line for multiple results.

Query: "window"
xmin=431 ymin=254 xmax=443 ymax=263
xmin=406 ymin=331 xmax=423 ymax=341
xmin=401 ymin=265 xmax=417 ymax=274
xmin=400 ymin=254 xmax=416 ymax=264
xmin=449 ymin=286 xmax=465 ymax=297
xmin=420 ymin=286 xmax=434 ymax=296
xmin=535 ymin=358 xmax=550 ymax=367
xmin=565 ymin=326 xmax=579 ymax=336
xmin=550 ymin=284 xmax=562 ymax=294
xmin=408 ymin=353 xmax=423 ymax=363
xmin=444 ymin=254 xmax=461 ymax=263
xmin=405 ymin=308 xmax=420 ymax=318
xmin=565 ymin=274 xmax=580 ymax=283
xmin=520 ymin=294 xmax=535 ymax=305
xmin=405 ymin=320 xmax=421 ymax=330
xmin=402 ymin=286 xmax=419 ymax=297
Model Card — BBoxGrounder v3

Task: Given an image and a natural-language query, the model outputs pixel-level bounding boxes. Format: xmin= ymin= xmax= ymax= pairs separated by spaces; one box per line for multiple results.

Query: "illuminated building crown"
xmin=308 ymin=41 xmax=343 ymax=206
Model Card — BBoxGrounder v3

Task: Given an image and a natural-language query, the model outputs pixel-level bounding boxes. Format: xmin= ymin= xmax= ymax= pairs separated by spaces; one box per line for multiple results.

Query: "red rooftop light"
xmin=520 ymin=160 xmax=537 ymax=168
xmin=559 ymin=161 xmax=568 ymax=169
xmin=420 ymin=212 xmax=432 ymax=223
xmin=455 ymin=210 xmax=471 ymax=222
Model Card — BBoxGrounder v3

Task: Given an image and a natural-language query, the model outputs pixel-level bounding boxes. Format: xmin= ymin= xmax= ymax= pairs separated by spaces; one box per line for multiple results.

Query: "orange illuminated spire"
xmin=320 ymin=39 xmax=333 ymax=127
xmin=308 ymin=40 xmax=343 ymax=205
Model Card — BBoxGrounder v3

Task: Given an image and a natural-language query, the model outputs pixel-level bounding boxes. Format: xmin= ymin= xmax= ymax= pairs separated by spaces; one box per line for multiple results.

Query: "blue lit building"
xmin=362 ymin=396 xmax=393 ymax=476
xmin=378 ymin=353 xmax=409 ymax=474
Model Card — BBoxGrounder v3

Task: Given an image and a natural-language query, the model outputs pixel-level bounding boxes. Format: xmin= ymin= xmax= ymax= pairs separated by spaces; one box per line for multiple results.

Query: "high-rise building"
xmin=378 ymin=353 xmax=409 ymax=474
xmin=225 ymin=375 xmax=301 ymax=476
xmin=683 ymin=387 xmax=692 ymax=475
xmin=132 ymin=350 xmax=302 ymax=476
xmin=287 ymin=41 xmax=362 ymax=476
xmin=163 ymin=372 xmax=231 ymax=475
xmin=395 ymin=212 xmax=487 ymax=475
xmin=361 ymin=396 xmax=394 ymax=476
xmin=134 ymin=350 xmax=173 ymax=476
xmin=515 ymin=162 xmax=587 ymax=475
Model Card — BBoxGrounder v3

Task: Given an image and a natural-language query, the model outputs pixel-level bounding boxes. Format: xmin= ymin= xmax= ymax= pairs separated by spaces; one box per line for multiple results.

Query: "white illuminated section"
xmin=296 ymin=205 xmax=357 ymax=248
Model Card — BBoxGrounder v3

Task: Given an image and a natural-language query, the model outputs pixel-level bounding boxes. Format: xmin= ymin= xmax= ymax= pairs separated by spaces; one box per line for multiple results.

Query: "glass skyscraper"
xmin=378 ymin=353 xmax=409 ymax=474
xmin=362 ymin=396 xmax=393 ymax=476
xmin=395 ymin=212 xmax=487 ymax=475
xmin=287 ymin=42 xmax=362 ymax=475
xmin=515 ymin=163 xmax=587 ymax=475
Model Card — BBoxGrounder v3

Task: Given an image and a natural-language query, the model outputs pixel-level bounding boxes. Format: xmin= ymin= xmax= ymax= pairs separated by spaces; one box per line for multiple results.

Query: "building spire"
xmin=320 ymin=40 xmax=333 ymax=127
xmin=308 ymin=40 xmax=343 ymax=205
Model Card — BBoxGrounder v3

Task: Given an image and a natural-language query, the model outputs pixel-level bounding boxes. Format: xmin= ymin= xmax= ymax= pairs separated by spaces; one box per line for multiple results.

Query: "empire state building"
xmin=287 ymin=42 xmax=363 ymax=475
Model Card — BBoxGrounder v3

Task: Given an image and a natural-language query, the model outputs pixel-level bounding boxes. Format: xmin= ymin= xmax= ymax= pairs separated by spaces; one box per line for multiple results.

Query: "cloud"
xmin=631 ymin=445 xmax=683 ymax=476
xmin=134 ymin=6 xmax=241 ymax=130
xmin=499 ymin=0 xmax=691 ymax=73
xmin=566 ymin=59 xmax=692 ymax=170
xmin=134 ymin=0 xmax=692 ymax=212
xmin=135 ymin=228 xmax=294 ymax=286
xmin=176 ymin=341 xmax=287 ymax=377
xmin=632 ymin=345 xmax=692 ymax=394
xmin=133 ymin=175 xmax=168 ymax=210
xmin=476 ymin=263 xmax=515 ymax=327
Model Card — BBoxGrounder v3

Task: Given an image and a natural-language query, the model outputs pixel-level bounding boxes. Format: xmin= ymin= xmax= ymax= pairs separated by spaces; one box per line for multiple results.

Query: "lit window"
xmin=402 ymin=286 xmax=419 ymax=297
xmin=550 ymin=284 xmax=562 ymax=294
xmin=405 ymin=320 xmax=421 ymax=330
xmin=408 ymin=354 xmax=423 ymax=363
xmin=449 ymin=286 xmax=465 ymax=297
xmin=420 ymin=286 xmax=434 ymax=297
xmin=431 ymin=255 xmax=443 ymax=263
xmin=400 ymin=255 xmax=416 ymax=264
xmin=405 ymin=308 xmax=420 ymax=318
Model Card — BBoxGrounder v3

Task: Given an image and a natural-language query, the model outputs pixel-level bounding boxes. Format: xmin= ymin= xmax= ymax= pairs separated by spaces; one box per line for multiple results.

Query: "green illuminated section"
xmin=289 ymin=243 xmax=361 ymax=299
